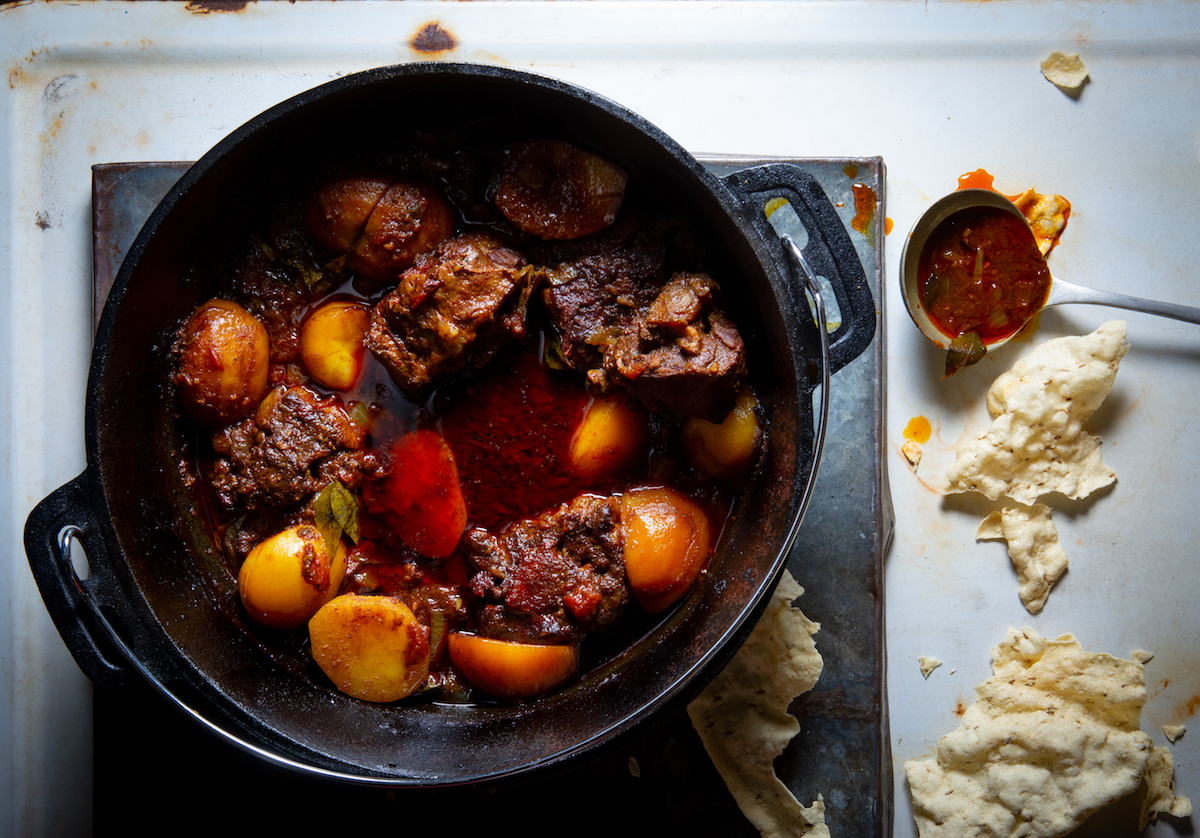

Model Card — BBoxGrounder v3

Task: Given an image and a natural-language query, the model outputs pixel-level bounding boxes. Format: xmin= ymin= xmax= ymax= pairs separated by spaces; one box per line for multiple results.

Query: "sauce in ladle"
xmin=917 ymin=205 xmax=1051 ymax=345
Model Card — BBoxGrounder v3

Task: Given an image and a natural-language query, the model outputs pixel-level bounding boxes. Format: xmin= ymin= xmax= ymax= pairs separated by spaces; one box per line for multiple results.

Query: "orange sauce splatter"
xmin=957 ymin=168 xmax=996 ymax=191
xmin=851 ymin=183 xmax=877 ymax=238
xmin=843 ymin=163 xmax=859 ymax=178
xmin=884 ymin=217 xmax=894 ymax=235
xmin=904 ymin=416 xmax=932 ymax=444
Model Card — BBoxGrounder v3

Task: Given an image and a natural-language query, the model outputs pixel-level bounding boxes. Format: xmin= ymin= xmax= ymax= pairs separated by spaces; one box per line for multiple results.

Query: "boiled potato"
xmin=447 ymin=633 xmax=579 ymax=701
xmin=304 ymin=174 xmax=391 ymax=255
xmin=299 ymin=299 xmax=371 ymax=390
xmin=680 ymin=387 xmax=762 ymax=479
xmin=493 ymin=139 xmax=627 ymax=240
xmin=174 ymin=298 xmax=270 ymax=426
xmin=237 ymin=524 xmax=346 ymax=630
xmin=308 ymin=594 xmax=431 ymax=703
xmin=567 ymin=395 xmax=650 ymax=480
xmin=619 ymin=486 xmax=711 ymax=614
xmin=350 ymin=180 xmax=456 ymax=283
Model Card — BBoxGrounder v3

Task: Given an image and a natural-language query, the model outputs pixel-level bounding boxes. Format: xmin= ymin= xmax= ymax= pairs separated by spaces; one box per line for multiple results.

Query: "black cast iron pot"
xmin=25 ymin=63 xmax=874 ymax=785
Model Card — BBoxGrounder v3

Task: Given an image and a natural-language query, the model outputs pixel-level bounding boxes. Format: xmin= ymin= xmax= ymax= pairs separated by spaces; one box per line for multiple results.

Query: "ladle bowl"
xmin=901 ymin=188 xmax=1200 ymax=350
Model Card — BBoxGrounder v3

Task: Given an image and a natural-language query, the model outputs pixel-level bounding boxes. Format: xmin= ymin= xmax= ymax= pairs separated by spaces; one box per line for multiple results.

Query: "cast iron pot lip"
xmin=80 ymin=62 xmax=816 ymax=786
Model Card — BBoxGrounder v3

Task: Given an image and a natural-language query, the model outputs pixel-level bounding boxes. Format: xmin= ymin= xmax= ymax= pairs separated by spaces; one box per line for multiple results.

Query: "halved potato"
xmin=308 ymin=594 xmax=431 ymax=703
xmin=237 ymin=524 xmax=346 ymax=630
xmin=680 ymin=386 xmax=762 ymax=479
xmin=619 ymin=486 xmax=712 ymax=614
xmin=447 ymin=633 xmax=579 ymax=701
xmin=568 ymin=395 xmax=650 ymax=480
xmin=300 ymin=299 xmax=371 ymax=391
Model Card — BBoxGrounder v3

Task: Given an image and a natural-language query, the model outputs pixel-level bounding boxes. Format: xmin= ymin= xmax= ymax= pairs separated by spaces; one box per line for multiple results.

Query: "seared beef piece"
xmin=606 ymin=272 xmax=746 ymax=419
xmin=209 ymin=384 xmax=378 ymax=512
xmin=538 ymin=219 xmax=668 ymax=383
xmin=229 ymin=203 xmax=342 ymax=364
xmin=463 ymin=494 xmax=626 ymax=644
xmin=538 ymin=220 xmax=746 ymax=417
xmin=364 ymin=231 xmax=533 ymax=398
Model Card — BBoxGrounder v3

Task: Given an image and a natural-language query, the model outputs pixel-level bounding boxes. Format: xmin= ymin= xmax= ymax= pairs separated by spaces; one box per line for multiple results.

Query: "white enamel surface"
xmin=3 ymin=3 xmax=1199 ymax=835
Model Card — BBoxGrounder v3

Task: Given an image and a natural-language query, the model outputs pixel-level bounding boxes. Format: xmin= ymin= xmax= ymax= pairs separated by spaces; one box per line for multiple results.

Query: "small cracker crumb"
xmin=902 ymin=439 xmax=923 ymax=469
xmin=919 ymin=656 xmax=943 ymax=679
xmin=1041 ymin=50 xmax=1089 ymax=90
xmin=1163 ymin=724 xmax=1186 ymax=743
xmin=1132 ymin=649 xmax=1155 ymax=665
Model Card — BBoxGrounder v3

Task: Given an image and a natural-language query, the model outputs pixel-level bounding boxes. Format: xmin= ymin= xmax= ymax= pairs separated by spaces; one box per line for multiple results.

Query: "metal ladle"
xmin=900 ymin=188 xmax=1200 ymax=351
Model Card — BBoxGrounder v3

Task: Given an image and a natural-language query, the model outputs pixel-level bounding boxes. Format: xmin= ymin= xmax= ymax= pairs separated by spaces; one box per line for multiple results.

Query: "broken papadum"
xmin=904 ymin=627 xmax=1184 ymax=838
xmin=977 ymin=503 xmax=1068 ymax=614
xmin=688 ymin=570 xmax=828 ymax=838
xmin=1040 ymin=50 xmax=1089 ymax=91
xmin=1010 ymin=188 xmax=1071 ymax=257
xmin=1140 ymin=744 xmax=1194 ymax=828
xmin=919 ymin=656 xmax=943 ymax=679
xmin=1163 ymin=724 xmax=1187 ymax=744
xmin=943 ymin=321 xmax=1129 ymax=505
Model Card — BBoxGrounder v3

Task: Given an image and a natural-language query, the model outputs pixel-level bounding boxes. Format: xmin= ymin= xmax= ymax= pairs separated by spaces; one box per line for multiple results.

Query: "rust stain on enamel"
xmin=185 ymin=0 xmax=250 ymax=13
xmin=411 ymin=22 xmax=457 ymax=54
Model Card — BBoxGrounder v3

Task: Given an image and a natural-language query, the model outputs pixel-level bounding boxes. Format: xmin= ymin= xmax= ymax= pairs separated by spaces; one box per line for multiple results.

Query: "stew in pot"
xmin=170 ymin=131 xmax=763 ymax=704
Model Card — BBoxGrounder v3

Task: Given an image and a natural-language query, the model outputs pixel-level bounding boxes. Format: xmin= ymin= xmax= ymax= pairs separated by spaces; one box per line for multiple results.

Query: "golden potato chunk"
xmin=299 ymin=299 xmax=371 ymax=391
xmin=619 ymin=486 xmax=712 ymax=614
xmin=567 ymin=395 xmax=650 ymax=480
xmin=308 ymin=594 xmax=431 ymax=703
xmin=174 ymin=298 xmax=270 ymax=427
xmin=447 ymin=633 xmax=579 ymax=701
xmin=237 ymin=524 xmax=346 ymax=630
xmin=681 ymin=386 xmax=762 ymax=479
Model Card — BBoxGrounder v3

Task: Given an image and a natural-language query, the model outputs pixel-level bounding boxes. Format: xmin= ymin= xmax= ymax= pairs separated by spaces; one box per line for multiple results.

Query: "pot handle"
xmin=723 ymin=164 xmax=877 ymax=376
xmin=23 ymin=472 xmax=137 ymax=690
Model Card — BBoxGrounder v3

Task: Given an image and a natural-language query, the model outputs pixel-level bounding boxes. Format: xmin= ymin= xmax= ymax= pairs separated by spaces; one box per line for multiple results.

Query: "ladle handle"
xmin=1048 ymin=276 xmax=1200 ymax=325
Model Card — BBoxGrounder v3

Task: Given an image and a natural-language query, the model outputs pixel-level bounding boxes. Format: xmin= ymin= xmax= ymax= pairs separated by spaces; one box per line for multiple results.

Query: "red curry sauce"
xmin=918 ymin=206 xmax=1051 ymax=344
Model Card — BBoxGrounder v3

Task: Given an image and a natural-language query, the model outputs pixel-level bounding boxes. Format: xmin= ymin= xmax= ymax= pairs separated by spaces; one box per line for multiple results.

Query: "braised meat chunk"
xmin=464 ymin=493 xmax=627 ymax=644
xmin=365 ymin=231 xmax=534 ymax=398
xmin=607 ymin=272 xmax=747 ymax=419
xmin=210 ymin=384 xmax=378 ymax=511
xmin=538 ymin=219 xmax=669 ymax=386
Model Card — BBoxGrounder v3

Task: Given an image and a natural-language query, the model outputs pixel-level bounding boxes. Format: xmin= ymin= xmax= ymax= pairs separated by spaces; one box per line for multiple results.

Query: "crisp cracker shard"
xmin=1010 ymin=188 xmax=1071 ymax=256
xmin=977 ymin=503 xmax=1069 ymax=614
xmin=905 ymin=627 xmax=1153 ymax=838
xmin=902 ymin=439 xmax=923 ymax=469
xmin=943 ymin=321 xmax=1129 ymax=505
xmin=1163 ymin=723 xmax=1187 ymax=743
xmin=1139 ymin=744 xmax=1194 ymax=828
xmin=1041 ymin=50 xmax=1089 ymax=90
xmin=919 ymin=656 xmax=943 ymax=679
xmin=688 ymin=570 xmax=828 ymax=838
